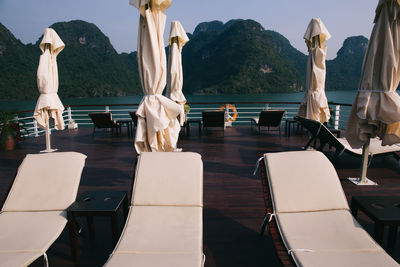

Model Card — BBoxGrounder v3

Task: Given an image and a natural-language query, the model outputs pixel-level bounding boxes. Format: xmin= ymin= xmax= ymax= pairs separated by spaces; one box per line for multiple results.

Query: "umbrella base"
xmin=40 ymin=148 xmax=58 ymax=153
xmin=348 ymin=177 xmax=378 ymax=186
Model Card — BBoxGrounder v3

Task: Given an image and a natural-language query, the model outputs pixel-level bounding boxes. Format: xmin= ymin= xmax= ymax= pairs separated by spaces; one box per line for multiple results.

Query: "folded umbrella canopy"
xmin=166 ymin=21 xmax=189 ymax=150
xmin=34 ymin=28 xmax=65 ymax=153
xmin=131 ymin=0 xmax=181 ymax=153
xmin=346 ymin=0 xmax=400 ymax=184
xmin=298 ymin=18 xmax=331 ymax=123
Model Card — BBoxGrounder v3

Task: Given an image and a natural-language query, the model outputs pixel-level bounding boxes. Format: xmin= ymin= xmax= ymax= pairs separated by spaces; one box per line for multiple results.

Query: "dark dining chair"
xmin=202 ymin=110 xmax=225 ymax=135
xmin=250 ymin=110 xmax=285 ymax=135
xmin=88 ymin=112 xmax=121 ymax=136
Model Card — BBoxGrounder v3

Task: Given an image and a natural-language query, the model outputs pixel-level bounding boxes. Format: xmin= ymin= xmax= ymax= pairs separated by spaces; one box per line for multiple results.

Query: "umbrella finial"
xmin=145 ymin=1 xmax=152 ymax=10
xmin=44 ymin=43 xmax=51 ymax=53
xmin=171 ymin=36 xmax=178 ymax=45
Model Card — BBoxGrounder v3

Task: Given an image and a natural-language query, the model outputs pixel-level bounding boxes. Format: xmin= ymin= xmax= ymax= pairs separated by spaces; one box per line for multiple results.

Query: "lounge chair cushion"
xmin=132 ymin=152 xmax=203 ymax=207
xmin=0 ymin=252 xmax=43 ymax=267
xmin=291 ymin=250 xmax=399 ymax=267
xmin=0 ymin=211 xmax=67 ymax=252
xmin=105 ymin=253 xmax=203 ymax=267
xmin=2 ymin=152 xmax=86 ymax=212
xmin=112 ymin=206 xmax=202 ymax=254
xmin=339 ymin=137 xmax=400 ymax=156
xmin=296 ymin=116 xmax=400 ymax=156
xmin=264 ymin=151 xmax=349 ymax=213
xmin=276 ymin=210 xmax=381 ymax=252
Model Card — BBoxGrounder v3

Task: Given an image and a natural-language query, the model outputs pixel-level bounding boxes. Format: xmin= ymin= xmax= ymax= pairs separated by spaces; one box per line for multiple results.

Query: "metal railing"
xmin=9 ymin=101 xmax=352 ymax=139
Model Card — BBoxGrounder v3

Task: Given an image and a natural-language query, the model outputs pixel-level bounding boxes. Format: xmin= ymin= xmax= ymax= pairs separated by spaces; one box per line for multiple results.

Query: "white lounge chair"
xmin=296 ymin=116 xmax=400 ymax=158
xmin=0 ymin=152 xmax=86 ymax=267
xmin=257 ymin=150 xmax=399 ymax=266
xmin=104 ymin=152 xmax=204 ymax=267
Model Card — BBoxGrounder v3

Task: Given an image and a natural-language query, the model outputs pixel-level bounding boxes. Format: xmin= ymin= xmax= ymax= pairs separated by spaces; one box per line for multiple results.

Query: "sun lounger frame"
xmin=105 ymin=152 xmax=204 ymax=267
xmin=296 ymin=116 xmax=400 ymax=159
xmin=257 ymin=150 xmax=399 ymax=267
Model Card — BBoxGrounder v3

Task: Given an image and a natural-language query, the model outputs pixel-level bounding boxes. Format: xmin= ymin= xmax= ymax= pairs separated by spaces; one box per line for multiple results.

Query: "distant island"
xmin=0 ymin=19 xmax=368 ymax=100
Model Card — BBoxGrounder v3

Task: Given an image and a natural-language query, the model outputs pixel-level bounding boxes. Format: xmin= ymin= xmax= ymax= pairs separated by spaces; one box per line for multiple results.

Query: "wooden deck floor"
xmin=0 ymin=125 xmax=399 ymax=267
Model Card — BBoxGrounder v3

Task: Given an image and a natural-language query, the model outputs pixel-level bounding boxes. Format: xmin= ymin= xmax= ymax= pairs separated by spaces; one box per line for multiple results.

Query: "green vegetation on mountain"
xmin=326 ymin=36 xmax=368 ymax=91
xmin=0 ymin=20 xmax=141 ymax=100
xmin=183 ymin=20 xmax=307 ymax=94
xmin=0 ymin=19 xmax=368 ymax=100
xmin=0 ymin=23 xmax=37 ymax=100
xmin=48 ymin=21 xmax=142 ymax=98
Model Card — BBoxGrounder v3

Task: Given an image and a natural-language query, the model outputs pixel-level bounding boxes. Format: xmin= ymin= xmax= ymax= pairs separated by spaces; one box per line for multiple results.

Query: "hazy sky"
xmin=0 ymin=0 xmax=378 ymax=59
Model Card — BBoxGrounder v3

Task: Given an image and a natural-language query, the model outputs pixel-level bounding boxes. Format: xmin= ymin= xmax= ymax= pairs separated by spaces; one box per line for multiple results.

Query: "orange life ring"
xmin=219 ymin=104 xmax=238 ymax=122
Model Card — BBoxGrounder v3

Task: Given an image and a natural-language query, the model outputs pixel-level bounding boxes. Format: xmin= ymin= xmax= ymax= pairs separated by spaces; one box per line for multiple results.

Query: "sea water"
xmin=0 ymin=91 xmax=357 ymax=112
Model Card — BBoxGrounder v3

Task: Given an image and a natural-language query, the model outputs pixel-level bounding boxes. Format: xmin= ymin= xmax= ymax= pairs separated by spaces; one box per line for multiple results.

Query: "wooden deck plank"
xmin=0 ymin=125 xmax=399 ymax=266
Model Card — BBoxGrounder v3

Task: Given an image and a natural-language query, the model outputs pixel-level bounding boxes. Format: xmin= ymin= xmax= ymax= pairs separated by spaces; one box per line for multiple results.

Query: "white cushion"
xmin=2 ymin=152 xmax=86 ymax=212
xmin=0 ymin=252 xmax=43 ymax=267
xmin=276 ymin=210 xmax=381 ymax=252
xmin=292 ymin=250 xmax=399 ymax=267
xmin=132 ymin=152 xmax=203 ymax=207
xmin=264 ymin=151 xmax=349 ymax=213
xmin=105 ymin=253 xmax=204 ymax=267
xmin=340 ymin=137 xmax=400 ymax=156
xmin=113 ymin=206 xmax=202 ymax=254
xmin=0 ymin=211 xmax=67 ymax=252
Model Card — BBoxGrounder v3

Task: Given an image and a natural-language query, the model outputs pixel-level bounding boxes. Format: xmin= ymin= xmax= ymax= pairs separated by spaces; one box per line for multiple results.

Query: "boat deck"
xmin=1 ymin=125 xmax=399 ymax=266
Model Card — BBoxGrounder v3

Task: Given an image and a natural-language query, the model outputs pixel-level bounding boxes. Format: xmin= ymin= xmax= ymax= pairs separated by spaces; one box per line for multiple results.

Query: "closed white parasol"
xmin=166 ymin=20 xmax=189 ymax=150
xmin=346 ymin=0 xmax=400 ymax=184
xmin=131 ymin=0 xmax=182 ymax=153
xmin=34 ymin=28 xmax=65 ymax=153
xmin=298 ymin=18 xmax=331 ymax=124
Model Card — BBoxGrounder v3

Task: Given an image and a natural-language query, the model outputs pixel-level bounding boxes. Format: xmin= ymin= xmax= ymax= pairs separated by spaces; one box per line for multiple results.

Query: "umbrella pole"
xmin=45 ymin=122 xmax=51 ymax=151
xmin=348 ymin=137 xmax=377 ymax=185
xmin=41 ymin=111 xmax=57 ymax=153
xmin=360 ymin=138 xmax=370 ymax=184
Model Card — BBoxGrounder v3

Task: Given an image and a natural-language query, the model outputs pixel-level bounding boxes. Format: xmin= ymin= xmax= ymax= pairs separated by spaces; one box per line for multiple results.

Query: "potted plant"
xmin=184 ymin=104 xmax=191 ymax=121
xmin=0 ymin=111 xmax=20 ymax=150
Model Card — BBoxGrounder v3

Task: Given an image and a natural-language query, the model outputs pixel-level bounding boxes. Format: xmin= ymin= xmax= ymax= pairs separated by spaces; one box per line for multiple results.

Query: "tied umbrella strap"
xmin=261 ymin=212 xmax=276 ymax=235
xmin=253 ymin=157 xmax=264 ymax=176
xmin=43 ymin=253 xmax=49 ymax=267
xmin=288 ymin=249 xmax=314 ymax=255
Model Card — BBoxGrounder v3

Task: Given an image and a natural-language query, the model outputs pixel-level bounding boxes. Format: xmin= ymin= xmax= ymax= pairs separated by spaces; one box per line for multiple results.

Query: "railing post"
xmin=335 ymin=105 xmax=340 ymax=130
xmin=67 ymin=106 xmax=72 ymax=122
xmin=224 ymin=103 xmax=231 ymax=127
xmin=33 ymin=119 xmax=39 ymax=137
xmin=225 ymin=103 xmax=229 ymax=120
xmin=12 ymin=114 xmax=20 ymax=137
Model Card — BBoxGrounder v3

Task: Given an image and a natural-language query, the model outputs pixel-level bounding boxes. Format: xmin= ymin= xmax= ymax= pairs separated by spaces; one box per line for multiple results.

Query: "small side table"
xmin=285 ymin=119 xmax=300 ymax=137
xmin=67 ymin=191 xmax=129 ymax=261
xmin=351 ymin=196 xmax=400 ymax=253
xmin=117 ymin=119 xmax=133 ymax=136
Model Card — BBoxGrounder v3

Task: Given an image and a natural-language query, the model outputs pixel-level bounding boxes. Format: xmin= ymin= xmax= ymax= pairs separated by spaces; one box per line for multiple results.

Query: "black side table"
xmin=351 ymin=196 xmax=400 ymax=253
xmin=117 ymin=119 xmax=133 ymax=136
xmin=67 ymin=191 xmax=129 ymax=261
xmin=285 ymin=118 xmax=300 ymax=137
